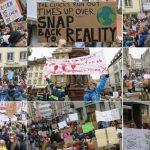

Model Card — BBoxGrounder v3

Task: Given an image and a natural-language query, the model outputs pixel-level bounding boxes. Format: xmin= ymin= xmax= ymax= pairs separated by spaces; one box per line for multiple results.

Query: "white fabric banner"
xmin=95 ymin=108 xmax=120 ymax=122
xmin=68 ymin=113 xmax=78 ymax=122
xmin=124 ymin=128 xmax=150 ymax=150
xmin=0 ymin=0 xmax=22 ymax=25
xmin=58 ymin=120 xmax=67 ymax=129
xmin=44 ymin=51 xmax=107 ymax=75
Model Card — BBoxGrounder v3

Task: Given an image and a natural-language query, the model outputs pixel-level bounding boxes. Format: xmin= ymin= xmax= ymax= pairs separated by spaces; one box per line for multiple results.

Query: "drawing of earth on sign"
xmin=124 ymin=134 xmax=145 ymax=150
xmin=97 ymin=6 xmax=116 ymax=26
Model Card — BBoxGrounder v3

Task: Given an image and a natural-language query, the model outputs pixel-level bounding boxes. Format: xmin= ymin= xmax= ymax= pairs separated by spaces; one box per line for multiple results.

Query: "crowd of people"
xmin=0 ymin=68 xmax=27 ymax=101
xmin=28 ymin=118 xmax=122 ymax=150
xmin=123 ymin=71 xmax=150 ymax=95
xmin=0 ymin=121 xmax=27 ymax=150
xmin=123 ymin=15 xmax=150 ymax=47
xmin=0 ymin=4 xmax=27 ymax=47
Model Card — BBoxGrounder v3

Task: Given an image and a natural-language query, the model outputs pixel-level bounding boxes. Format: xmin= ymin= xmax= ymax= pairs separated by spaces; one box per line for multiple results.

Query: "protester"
xmin=0 ymin=68 xmax=27 ymax=101
xmin=123 ymin=15 xmax=150 ymax=47
xmin=84 ymin=74 xmax=109 ymax=101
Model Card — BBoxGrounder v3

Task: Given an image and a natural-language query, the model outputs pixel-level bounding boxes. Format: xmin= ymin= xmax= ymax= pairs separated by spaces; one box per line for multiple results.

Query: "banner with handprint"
xmin=124 ymin=128 xmax=150 ymax=150
xmin=44 ymin=51 xmax=107 ymax=75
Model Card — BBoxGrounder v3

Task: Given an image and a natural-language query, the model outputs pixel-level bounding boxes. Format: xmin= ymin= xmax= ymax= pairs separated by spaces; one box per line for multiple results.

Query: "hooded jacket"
xmin=84 ymin=76 xmax=107 ymax=101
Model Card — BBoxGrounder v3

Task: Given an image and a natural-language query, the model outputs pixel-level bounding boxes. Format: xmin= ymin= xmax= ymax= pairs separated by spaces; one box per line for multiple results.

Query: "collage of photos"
xmin=0 ymin=0 xmax=149 ymax=150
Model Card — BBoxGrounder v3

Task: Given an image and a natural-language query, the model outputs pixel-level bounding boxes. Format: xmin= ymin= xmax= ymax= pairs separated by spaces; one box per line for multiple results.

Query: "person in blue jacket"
xmin=84 ymin=74 xmax=109 ymax=101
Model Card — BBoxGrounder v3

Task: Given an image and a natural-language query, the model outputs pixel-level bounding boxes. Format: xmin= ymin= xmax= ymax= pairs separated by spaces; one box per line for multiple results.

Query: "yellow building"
xmin=0 ymin=48 xmax=27 ymax=73
xmin=123 ymin=0 xmax=142 ymax=15
xmin=27 ymin=58 xmax=47 ymax=96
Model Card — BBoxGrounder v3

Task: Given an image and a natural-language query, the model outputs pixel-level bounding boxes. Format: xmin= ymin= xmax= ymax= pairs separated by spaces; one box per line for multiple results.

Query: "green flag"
xmin=82 ymin=122 xmax=94 ymax=133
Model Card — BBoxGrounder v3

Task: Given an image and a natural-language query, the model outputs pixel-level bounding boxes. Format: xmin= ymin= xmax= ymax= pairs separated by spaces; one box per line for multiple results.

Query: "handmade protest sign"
xmin=64 ymin=137 xmax=73 ymax=144
xmin=11 ymin=21 xmax=27 ymax=31
xmin=52 ymin=124 xmax=58 ymax=129
xmin=0 ymin=0 xmax=22 ymax=25
xmin=124 ymin=128 xmax=150 ymax=150
xmin=107 ymin=127 xmax=118 ymax=145
xmin=95 ymin=129 xmax=107 ymax=147
xmin=143 ymin=74 xmax=150 ymax=79
xmin=68 ymin=113 xmax=78 ymax=122
xmin=44 ymin=51 xmax=107 ymax=75
xmin=82 ymin=122 xmax=94 ymax=133
xmin=95 ymin=108 xmax=120 ymax=122
xmin=5 ymin=102 xmax=17 ymax=118
xmin=58 ymin=120 xmax=68 ymax=129
xmin=37 ymin=2 xmax=117 ymax=43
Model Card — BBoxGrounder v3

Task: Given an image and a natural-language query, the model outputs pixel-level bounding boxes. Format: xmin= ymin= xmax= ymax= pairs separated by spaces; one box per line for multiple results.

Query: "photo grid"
xmin=0 ymin=0 xmax=149 ymax=150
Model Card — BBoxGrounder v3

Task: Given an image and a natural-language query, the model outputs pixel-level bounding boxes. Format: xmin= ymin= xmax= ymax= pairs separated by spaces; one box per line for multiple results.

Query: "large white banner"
xmin=58 ymin=120 xmax=68 ymax=129
xmin=95 ymin=108 xmax=120 ymax=122
xmin=0 ymin=0 xmax=22 ymax=25
xmin=68 ymin=113 xmax=78 ymax=122
xmin=124 ymin=128 xmax=150 ymax=150
xmin=44 ymin=51 xmax=107 ymax=75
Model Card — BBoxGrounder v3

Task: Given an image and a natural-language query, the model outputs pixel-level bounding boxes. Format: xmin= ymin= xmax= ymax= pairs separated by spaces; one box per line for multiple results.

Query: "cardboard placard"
xmin=107 ymin=127 xmax=118 ymax=145
xmin=5 ymin=102 xmax=17 ymax=118
xmin=52 ymin=124 xmax=58 ymax=129
xmin=95 ymin=129 xmax=107 ymax=147
xmin=37 ymin=2 xmax=117 ymax=43
xmin=11 ymin=21 xmax=27 ymax=31
xmin=0 ymin=0 xmax=22 ymax=25
xmin=61 ymin=128 xmax=72 ymax=134
xmin=64 ymin=136 xmax=73 ymax=144
xmin=58 ymin=120 xmax=67 ymax=129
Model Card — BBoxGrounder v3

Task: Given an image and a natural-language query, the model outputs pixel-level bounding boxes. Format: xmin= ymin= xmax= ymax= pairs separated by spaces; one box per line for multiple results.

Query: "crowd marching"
xmin=0 ymin=121 xmax=27 ymax=150
xmin=28 ymin=118 xmax=122 ymax=150
xmin=123 ymin=15 xmax=150 ymax=47
xmin=0 ymin=68 xmax=27 ymax=101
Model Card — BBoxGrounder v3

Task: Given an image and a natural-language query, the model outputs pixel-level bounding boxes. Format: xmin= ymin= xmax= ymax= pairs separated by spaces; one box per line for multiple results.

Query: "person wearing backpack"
xmin=83 ymin=74 xmax=109 ymax=101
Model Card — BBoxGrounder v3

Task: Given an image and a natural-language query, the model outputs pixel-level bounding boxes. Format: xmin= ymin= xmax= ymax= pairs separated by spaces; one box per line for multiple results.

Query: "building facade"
xmin=108 ymin=49 xmax=122 ymax=89
xmin=141 ymin=49 xmax=150 ymax=73
xmin=0 ymin=48 xmax=27 ymax=70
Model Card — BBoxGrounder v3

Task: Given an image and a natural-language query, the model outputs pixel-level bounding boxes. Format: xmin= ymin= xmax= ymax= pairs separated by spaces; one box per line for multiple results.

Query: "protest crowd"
xmin=123 ymin=70 xmax=150 ymax=100
xmin=0 ymin=121 xmax=27 ymax=150
xmin=123 ymin=15 xmax=150 ymax=47
xmin=0 ymin=68 xmax=27 ymax=101
xmin=0 ymin=1 xmax=27 ymax=47
xmin=28 ymin=110 xmax=122 ymax=150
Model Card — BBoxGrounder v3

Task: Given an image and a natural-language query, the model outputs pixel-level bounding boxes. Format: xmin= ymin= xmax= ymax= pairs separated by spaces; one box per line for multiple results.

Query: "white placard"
xmin=96 ymin=108 xmax=120 ymax=122
xmin=0 ymin=0 xmax=22 ymax=25
xmin=58 ymin=120 xmax=67 ymax=129
xmin=124 ymin=128 xmax=150 ymax=150
xmin=68 ymin=113 xmax=78 ymax=122
xmin=143 ymin=74 xmax=150 ymax=79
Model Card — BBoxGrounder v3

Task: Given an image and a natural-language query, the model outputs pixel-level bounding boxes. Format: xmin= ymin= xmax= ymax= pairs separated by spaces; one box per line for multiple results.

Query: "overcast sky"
xmin=129 ymin=48 xmax=148 ymax=59
xmin=29 ymin=48 xmax=120 ymax=80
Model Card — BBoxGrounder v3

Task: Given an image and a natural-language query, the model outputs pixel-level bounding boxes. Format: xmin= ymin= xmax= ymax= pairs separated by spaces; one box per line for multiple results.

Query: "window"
xmin=33 ymin=80 xmax=37 ymax=84
xmin=0 ymin=53 xmax=1 ymax=61
xmin=39 ymin=73 xmax=42 ymax=78
xmin=147 ymin=0 xmax=150 ymax=4
xmin=35 ymin=66 xmax=39 ymax=71
xmin=7 ymin=52 xmax=14 ymax=61
xmin=28 ymin=80 xmax=31 ymax=85
xmin=125 ymin=0 xmax=132 ymax=7
xmin=29 ymin=73 xmax=32 ymax=78
xmin=20 ymin=51 xmax=27 ymax=60
xmin=35 ymin=73 xmax=38 ymax=77
xmin=38 ymin=80 xmax=42 ymax=85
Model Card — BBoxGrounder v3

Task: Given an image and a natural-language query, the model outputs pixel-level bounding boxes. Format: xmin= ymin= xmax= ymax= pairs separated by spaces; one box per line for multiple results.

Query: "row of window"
xmin=125 ymin=0 xmax=150 ymax=7
xmin=28 ymin=72 xmax=43 ymax=78
xmin=0 ymin=52 xmax=27 ymax=61
xmin=28 ymin=80 xmax=47 ymax=85
xmin=28 ymin=66 xmax=43 ymax=71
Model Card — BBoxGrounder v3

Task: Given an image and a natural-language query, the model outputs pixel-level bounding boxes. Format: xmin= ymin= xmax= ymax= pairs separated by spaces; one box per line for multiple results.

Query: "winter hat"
xmin=8 ymin=32 xmax=23 ymax=45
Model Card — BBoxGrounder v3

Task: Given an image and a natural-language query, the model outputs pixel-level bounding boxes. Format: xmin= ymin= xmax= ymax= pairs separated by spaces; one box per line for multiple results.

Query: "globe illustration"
xmin=97 ymin=6 xmax=116 ymax=26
